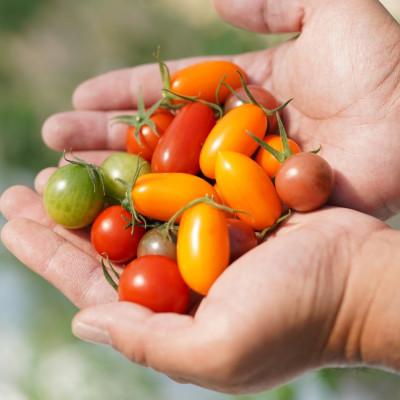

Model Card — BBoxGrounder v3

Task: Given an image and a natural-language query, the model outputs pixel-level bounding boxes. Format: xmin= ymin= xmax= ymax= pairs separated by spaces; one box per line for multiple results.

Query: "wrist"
xmin=323 ymin=226 xmax=400 ymax=369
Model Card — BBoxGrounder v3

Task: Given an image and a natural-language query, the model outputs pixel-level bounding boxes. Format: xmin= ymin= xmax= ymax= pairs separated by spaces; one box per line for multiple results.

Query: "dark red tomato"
xmin=126 ymin=109 xmax=174 ymax=162
xmin=151 ymin=103 xmax=216 ymax=174
xmin=118 ymin=255 xmax=190 ymax=313
xmin=91 ymin=205 xmax=145 ymax=264
xmin=227 ymin=218 xmax=258 ymax=262
xmin=224 ymin=85 xmax=279 ymax=133
xmin=275 ymin=153 xmax=334 ymax=212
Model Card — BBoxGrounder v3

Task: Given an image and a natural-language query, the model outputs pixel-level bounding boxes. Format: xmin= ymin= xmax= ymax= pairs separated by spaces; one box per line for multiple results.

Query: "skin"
xmin=1 ymin=0 xmax=400 ymax=395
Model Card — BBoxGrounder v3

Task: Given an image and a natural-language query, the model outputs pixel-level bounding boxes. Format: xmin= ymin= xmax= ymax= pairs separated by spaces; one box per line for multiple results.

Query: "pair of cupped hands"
xmin=2 ymin=0 xmax=400 ymax=394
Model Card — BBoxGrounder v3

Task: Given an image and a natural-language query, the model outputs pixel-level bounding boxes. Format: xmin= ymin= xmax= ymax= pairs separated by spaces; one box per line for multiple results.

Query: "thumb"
xmin=71 ymin=301 xmax=235 ymax=387
xmin=213 ymin=0 xmax=307 ymax=33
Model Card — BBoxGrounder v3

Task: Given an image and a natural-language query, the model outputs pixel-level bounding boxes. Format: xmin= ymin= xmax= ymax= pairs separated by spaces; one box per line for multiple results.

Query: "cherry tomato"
xmin=200 ymin=104 xmax=267 ymax=178
xmin=44 ymin=164 xmax=104 ymax=229
xmin=177 ymin=203 xmax=229 ymax=295
xmin=126 ymin=109 xmax=174 ymax=162
xmin=101 ymin=152 xmax=150 ymax=202
xmin=215 ymin=151 xmax=282 ymax=230
xmin=137 ymin=228 xmax=177 ymax=260
xmin=227 ymin=219 xmax=258 ymax=262
xmin=91 ymin=205 xmax=145 ymax=264
xmin=255 ymin=135 xmax=301 ymax=178
xmin=224 ymin=85 xmax=279 ymax=133
xmin=275 ymin=153 xmax=334 ymax=212
xmin=151 ymin=103 xmax=216 ymax=174
xmin=132 ymin=173 xmax=218 ymax=222
xmin=171 ymin=60 xmax=247 ymax=103
xmin=118 ymin=255 xmax=189 ymax=313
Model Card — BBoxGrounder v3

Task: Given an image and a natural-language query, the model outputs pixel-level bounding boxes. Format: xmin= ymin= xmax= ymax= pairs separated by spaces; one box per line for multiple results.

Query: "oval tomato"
xmin=91 ymin=205 xmax=145 ymax=264
xmin=132 ymin=173 xmax=218 ymax=222
xmin=118 ymin=255 xmax=189 ymax=313
xmin=170 ymin=60 xmax=247 ymax=103
xmin=227 ymin=219 xmax=258 ymax=262
xmin=215 ymin=151 xmax=282 ymax=230
xmin=200 ymin=104 xmax=267 ymax=178
xmin=224 ymin=85 xmax=279 ymax=133
xmin=151 ymin=103 xmax=215 ymax=174
xmin=255 ymin=135 xmax=301 ymax=178
xmin=177 ymin=203 xmax=229 ymax=295
xmin=126 ymin=109 xmax=174 ymax=162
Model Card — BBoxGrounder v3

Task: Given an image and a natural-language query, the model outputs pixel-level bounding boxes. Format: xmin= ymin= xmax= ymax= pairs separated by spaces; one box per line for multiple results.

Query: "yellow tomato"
xmin=256 ymin=135 xmax=301 ymax=177
xmin=215 ymin=151 xmax=282 ymax=230
xmin=199 ymin=104 xmax=267 ymax=178
xmin=132 ymin=173 xmax=218 ymax=222
xmin=177 ymin=203 xmax=229 ymax=295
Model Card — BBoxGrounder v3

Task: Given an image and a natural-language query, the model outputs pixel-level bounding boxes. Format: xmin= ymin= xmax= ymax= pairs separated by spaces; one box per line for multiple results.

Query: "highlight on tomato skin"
xmin=255 ymin=135 xmax=301 ymax=178
xmin=224 ymin=85 xmax=279 ymax=133
xmin=177 ymin=203 xmax=230 ymax=296
xmin=151 ymin=102 xmax=216 ymax=174
xmin=215 ymin=151 xmax=282 ymax=230
xmin=170 ymin=60 xmax=247 ymax=103
xmin=132 ymin=173 xmax=219 ymax=222
xmin=199 ymin=103 xmax=268 ymax=179
xmin=118 ymin=255 xmax=190 ymax=314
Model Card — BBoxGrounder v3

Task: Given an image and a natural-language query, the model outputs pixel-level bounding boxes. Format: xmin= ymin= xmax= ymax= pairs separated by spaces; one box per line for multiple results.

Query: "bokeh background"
xmin=1 ymin=1 xmax=400 ymax=399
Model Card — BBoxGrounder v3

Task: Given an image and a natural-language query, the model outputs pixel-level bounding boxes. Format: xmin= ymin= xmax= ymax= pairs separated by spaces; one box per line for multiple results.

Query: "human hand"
xmin=40 ymin=0 xmax=400 ymax=218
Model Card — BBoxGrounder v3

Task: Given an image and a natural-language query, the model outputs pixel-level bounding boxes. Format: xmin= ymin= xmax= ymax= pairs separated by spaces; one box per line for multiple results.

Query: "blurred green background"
xmin=1 ymin=1 xmax=400 ymax=399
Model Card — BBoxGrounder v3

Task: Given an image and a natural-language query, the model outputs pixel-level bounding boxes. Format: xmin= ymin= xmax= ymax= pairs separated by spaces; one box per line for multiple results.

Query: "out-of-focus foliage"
xmin=0 ymin=1 xmax=399 ymax=399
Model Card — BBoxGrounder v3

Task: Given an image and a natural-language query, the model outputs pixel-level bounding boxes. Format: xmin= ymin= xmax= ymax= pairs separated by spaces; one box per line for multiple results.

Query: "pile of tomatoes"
xmin=44 ymin=59 xmax=334 ymax=314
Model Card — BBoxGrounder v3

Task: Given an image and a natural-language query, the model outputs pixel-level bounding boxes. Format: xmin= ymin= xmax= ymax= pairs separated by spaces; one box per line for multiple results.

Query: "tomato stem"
xmin=215 ymin=74 xmax=227 ymax=105
xmin=101 ymin=258 xmax=119 ymax=291
xmin=256 ymin=209 xmax=292 ymax=241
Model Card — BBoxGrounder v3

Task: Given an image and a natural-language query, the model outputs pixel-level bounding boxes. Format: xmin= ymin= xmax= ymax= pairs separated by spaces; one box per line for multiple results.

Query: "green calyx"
xmin=63 ymin=152 xmax=106 ymax=195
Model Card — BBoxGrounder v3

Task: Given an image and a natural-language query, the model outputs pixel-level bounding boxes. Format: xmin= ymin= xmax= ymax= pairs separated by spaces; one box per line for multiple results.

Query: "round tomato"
xmin=137 ymin=228 xmax=177 ymax=260
xmin=44 ymin=164 xmax=104 ymax=229
xmin=170 ymin=60 xmax=247 ymax=103
xmin=177 ymin=203 xmax=229 ymax=295
xmin=224 ymin=85 xmax=279 ymax=133
xmin=118 ymin=255 xmax=189 ymax=313
xmin=200 ymin=104 xmax=267 ymax=178
xmin=126 ymin=109 xmax=174 ymax=162
xmin=151 ymin=103 xmax=216 ymax=174
xmin=255 ymin=135 xmax=301 ymax=178
xmin=275 ymin=153 xmax=334 ymax=212
xmin=101 ymin=152 xmax=150 ymax=202
xmin=132 ymin=173 xmax=218 ymax=222
xmin=91 ymin=205 xmax=145 ymax=264
xmin=215 ymin=151 xmax=282 ymax=230
xmin=227 ymin=219 xmax=258 ymax=262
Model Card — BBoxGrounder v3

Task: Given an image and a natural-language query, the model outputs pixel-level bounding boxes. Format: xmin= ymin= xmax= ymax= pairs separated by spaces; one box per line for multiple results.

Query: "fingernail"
xmin=72 ymin=320 xmax=111 ymax=345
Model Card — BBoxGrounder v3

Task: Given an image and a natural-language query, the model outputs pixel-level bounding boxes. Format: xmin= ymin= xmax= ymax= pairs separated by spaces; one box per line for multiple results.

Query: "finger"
xmin=213 ymin=0 xmax=306 ymax=33
xmin=72 ymin=53 xmax=266 ymax=111
xmin=1 ymin=218 xmax=116 ymax=307
xmin=72 ymin=302 xmax=211 ymax=381
xmin=35 ymin=167 xmax=56 ymax=195
xmin=58 ymin=151 xmax=115 ymax=166
xmin=42 ymin=111 xmax=133 ymax=152
xmin=0 ymin=185 xmax=95 ymax=256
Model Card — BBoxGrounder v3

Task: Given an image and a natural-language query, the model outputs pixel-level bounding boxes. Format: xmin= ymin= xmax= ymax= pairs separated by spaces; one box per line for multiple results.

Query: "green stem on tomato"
xmin=101 ymin=258 xmax=119 ymax=291
xmin=256 ymin=209 xmax=292 ymax=241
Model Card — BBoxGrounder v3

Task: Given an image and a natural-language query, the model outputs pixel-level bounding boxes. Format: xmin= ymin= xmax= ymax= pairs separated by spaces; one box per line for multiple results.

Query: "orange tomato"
xmin=177 ymin=203 xmax=229 ymax=295
xmin=256 ymin=135 xmax=301 ymax=178
xmin=126 ymin=109 xmax=174 ymax=162
xmin=132 ymin=173 xmax=218 ymax=222
xmin=200 ymin=104 xmax=267 ymax=178
xmin=215 ymin=151 xmax=282 ymax=230
xmin=170 ymin=61 xmax=247 ymax=103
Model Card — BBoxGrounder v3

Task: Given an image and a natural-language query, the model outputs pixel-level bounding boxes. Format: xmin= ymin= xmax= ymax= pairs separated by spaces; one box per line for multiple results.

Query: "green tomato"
xmin=101 ymin=152 xmax=151 ymax=202
xmin=44 ymin=164 xmax=105 ymax=229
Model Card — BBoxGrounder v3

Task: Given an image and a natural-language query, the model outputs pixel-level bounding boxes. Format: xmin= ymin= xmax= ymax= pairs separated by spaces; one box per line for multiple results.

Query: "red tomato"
xmin=151 ymin=103 xmax=216 ymax=173
xmin=118 ymin=255 xmax=190 ymax=313
xmin=91 ymin=206 xmax=145 ymax=264
xmin=227 ymin=219 xmax=258 ymax=262
xmin=126 ymin=109 xmax=174 ymax=162
xmin=170 ymin=61 xmax=247 ymax=103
